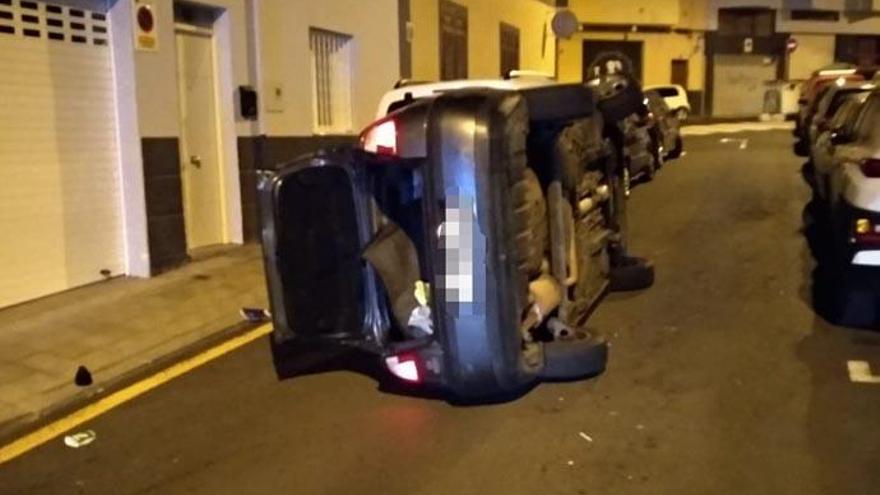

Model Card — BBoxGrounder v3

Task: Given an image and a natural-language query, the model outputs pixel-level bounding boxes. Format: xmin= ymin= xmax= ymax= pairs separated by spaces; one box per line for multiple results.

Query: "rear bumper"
xmin=835 ymin=201 xmax=880 ymax=266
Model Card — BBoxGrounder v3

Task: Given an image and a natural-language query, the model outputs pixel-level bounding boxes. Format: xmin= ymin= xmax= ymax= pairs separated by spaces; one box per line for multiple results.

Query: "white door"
xmin=176 ymin=28 xmax=224 ymax=250
xmin=0 ymin=2 xmax=123 ymax=308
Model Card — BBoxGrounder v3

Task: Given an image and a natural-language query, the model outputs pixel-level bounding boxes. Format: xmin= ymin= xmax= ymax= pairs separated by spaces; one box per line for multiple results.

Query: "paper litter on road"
xmin=578 ymin=432 xmax=594 ymax=443
xmin=63 ymin=430 xmax=96 ymax=449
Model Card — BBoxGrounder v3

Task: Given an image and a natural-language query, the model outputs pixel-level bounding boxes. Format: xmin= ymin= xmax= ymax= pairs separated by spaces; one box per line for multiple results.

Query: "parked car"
xmin=811 ymin=92 xmax=868 ymax=201
xmin=807 ymin=82 xmax=875 ymax=146
xmin=794 ymin=65 xmax=864 ymax=154
xmin=644 ymin=84 xmax=690 ymax=120
xmin=808 ymin=87 xmax=880 ymax=326
xmin=644 ymin=89 xmax=683 ymax=163
xmin=258 ymin=79 xmax=655 ymax=400
xmin=589 ymin=74 xmax=657 ymax=196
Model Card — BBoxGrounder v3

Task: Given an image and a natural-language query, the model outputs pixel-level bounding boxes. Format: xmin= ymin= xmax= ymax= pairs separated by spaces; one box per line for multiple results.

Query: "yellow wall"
xmin=410 ymin=0 xmax=556 ymax=81
xmin=787 ymin=34 xmax=835 ymax=81
xmin=570 ymin=0 xmax=681 ymax=26
xmin=558 ymin=31 xmax=706 ymax=90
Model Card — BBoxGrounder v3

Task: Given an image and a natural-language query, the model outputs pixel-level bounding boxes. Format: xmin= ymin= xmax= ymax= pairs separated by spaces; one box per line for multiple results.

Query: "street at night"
xmin=3 ymin=129 xmax=879 ymax=494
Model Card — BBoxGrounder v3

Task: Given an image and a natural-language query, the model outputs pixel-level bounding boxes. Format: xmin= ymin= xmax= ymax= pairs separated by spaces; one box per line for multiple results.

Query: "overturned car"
xmin=258 ymin=79 xmax=654 ymax=400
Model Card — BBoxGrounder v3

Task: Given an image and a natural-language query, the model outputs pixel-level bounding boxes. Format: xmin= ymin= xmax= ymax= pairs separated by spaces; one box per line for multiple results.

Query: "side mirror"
xmin=830 ymin=130 xmax=851 ymax=145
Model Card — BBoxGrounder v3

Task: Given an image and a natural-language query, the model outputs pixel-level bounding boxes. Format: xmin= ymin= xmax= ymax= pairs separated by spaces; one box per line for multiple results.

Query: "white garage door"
xmin=712 ymin=54 xmax=779 ymax=118
xmin=0 ymin=1 xmax=123 ymax=308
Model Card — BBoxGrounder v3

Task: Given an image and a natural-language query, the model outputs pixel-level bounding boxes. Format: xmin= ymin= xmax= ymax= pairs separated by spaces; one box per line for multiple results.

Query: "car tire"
xmin=609 ymin=256 xmax=655 ymax=292
xmin=511 ymin=167 xmax=548 ymax=279
xmin=676 ymin=107 xmax=689 ymax=121
xmin=667 ymin=136 xmax=683 ymax=160
xmin=539 ymin=330 xmax=608 ymax=380
xmin=829 ymin=268 xmax=878 ymax=328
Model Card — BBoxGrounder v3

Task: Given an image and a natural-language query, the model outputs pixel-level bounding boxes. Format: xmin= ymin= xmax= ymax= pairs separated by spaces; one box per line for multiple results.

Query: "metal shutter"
xmin=0 ymin=0 xmax=123 ymax=307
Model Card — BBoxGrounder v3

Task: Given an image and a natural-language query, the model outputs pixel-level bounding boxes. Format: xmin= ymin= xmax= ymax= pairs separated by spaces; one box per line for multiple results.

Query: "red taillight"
xmin=860 ymin=158 xmax=880 ymax=178
xmin=385 ymin=354 xmax=420 ymax=383
xmin=360 ymin=119 xmax=398 ymax=156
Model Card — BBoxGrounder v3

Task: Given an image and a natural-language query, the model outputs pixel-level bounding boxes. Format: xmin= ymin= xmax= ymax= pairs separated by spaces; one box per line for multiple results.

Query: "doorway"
xmin=671 ymin=59 xmax=689 ymax=88
xmin=175 ymin=25 xmax=225 ymax=251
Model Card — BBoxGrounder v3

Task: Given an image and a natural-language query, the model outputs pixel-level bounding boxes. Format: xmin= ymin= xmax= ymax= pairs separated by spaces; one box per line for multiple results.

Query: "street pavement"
xmin=2 ymin=130 xmax=880 ymax=495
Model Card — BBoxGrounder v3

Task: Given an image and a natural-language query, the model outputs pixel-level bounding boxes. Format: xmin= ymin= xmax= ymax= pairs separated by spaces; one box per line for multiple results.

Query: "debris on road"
xmin=578 ymin=431 xmax=594 ymax=443
xmin=74 ymin=366 xmax=92 ymax=387
xmin=636 ymin=424 xmax=645 ymax=430
xmin=567 ymin=460 xmax=575 ymax=466
xmin=63 ymin=430 xmax=96 ymax=449
xmin=240 ymin=307 xmax=271 ymax=323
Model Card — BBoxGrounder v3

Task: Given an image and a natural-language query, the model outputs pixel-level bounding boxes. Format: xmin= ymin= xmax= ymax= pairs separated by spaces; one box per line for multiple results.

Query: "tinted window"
xmin=854 ymin=95 xmax=880 ymax=143
xmin=829 ymin=98 xmax=858 ymax=129
xmin=655 ymin=87 xmax=678 ymax=98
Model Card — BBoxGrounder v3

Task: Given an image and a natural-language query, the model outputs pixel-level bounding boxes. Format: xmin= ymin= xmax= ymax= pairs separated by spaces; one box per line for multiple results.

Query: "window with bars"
xmin=309 ymin=28 xmax=353 ymax=134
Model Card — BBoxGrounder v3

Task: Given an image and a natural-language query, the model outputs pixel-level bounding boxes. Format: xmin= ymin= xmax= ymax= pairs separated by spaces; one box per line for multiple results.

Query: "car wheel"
xmin=676 ymin=107 xmax=689 ymax=121
xmin=511 ymin=167 xmax=548 ymax=280
xmin=828 ymin=268 xmax=878 ymax=328
xmin=539 ymin=329 xmax=608 ymax=380
xmin=667 ymin=136 xmax=683 ymax=160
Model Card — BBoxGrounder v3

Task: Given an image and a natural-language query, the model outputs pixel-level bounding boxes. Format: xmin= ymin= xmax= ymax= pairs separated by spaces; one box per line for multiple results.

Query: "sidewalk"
xmin=0 ymin=245 xmax=267 ymax=440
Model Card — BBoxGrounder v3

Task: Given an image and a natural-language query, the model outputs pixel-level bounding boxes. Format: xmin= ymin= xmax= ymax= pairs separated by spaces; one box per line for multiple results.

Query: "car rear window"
xmin=655 ymin=87 xmax=679 ymax=98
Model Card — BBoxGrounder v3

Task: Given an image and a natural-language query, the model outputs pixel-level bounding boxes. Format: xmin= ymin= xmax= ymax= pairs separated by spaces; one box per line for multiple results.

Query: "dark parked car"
xmin=588 ymin=74 xmax=659 ymax=195
xmin=257 ymin=80 xmax=654 ymax=400
xmin=644 ymin=89 xmax=683 ymax=163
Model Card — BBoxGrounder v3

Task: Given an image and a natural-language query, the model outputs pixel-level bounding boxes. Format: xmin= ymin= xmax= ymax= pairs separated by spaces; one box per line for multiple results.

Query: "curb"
xmin=0 ymin=320 xmax=264 ymax=447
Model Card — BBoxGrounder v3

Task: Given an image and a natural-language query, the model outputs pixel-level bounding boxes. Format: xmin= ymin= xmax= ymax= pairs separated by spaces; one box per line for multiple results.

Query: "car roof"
xmin=376 ymin=77 xmax=559 ymax=118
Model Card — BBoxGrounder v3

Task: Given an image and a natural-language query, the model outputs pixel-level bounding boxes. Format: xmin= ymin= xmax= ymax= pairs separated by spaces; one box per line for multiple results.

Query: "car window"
xmin=826 ymin=90 xmax=858 ymax=118
xmin=655 ymin=87 xmax=678 ymax=98
xmin=853 ymin=95 xmax=880 ymax=143
xmin=829 ymin=98 xmax=858 ymax=129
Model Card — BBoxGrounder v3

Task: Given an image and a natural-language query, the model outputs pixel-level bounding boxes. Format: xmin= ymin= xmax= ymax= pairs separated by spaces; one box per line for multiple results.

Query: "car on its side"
xmin=809 ymin=87 xmax=880 ymax=326
xmin=258 ymin=78 xmax=655 ymax=400
xmin=644 ymin=89 xmax=683 ymax=163
xmin=644 ymin=84 xmax=690 ymax=120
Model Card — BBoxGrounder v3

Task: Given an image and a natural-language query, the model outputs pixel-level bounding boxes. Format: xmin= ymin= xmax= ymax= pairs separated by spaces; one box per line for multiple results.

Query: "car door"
xmin=257 ymin=151 xmax=388 ymax=361
xmin=830 ymin=94 xmax=880 ymax=205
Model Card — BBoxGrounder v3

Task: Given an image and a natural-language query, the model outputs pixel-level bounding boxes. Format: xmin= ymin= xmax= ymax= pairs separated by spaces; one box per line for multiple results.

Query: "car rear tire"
xmin=539 ymin=330 xmax=608 ymax=380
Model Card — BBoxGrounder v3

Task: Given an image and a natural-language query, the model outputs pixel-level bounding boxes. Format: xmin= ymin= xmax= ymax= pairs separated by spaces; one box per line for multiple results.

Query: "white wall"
xmin=258 ymin=0 xmax=400 ymax=136
xmin=134 ymin=0 xmax=256 ymax=137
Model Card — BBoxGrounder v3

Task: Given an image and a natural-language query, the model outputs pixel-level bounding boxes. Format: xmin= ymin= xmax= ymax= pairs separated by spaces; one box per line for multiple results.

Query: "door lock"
xmin=189 ymin=155 xmax=202 ymax=168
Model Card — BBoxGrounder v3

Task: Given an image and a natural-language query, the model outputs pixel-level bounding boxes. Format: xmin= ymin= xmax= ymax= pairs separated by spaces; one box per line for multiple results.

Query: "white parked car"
xmin=644 ymin=84 xmax=690 ymax=120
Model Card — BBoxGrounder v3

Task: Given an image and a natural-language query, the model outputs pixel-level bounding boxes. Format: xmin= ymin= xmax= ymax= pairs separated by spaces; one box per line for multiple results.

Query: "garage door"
xmin=0 ymin=1 xmax=123 ymax=308
xmin=712 ymin=55 xmax=778 ymax=117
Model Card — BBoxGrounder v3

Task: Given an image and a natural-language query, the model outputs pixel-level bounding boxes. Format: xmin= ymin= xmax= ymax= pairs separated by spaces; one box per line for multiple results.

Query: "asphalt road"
xmin=2 ymin=130 xmax=880 ymax=495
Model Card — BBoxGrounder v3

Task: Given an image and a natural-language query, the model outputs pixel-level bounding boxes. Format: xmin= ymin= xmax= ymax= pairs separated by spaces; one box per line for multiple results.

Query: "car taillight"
xmin=385 ymin=354 xmax=421 ymax=383
xmin=360 ymin=119 xmax=398 ymax=156
xmin=860 ymin=158 xmax=880 ymax=178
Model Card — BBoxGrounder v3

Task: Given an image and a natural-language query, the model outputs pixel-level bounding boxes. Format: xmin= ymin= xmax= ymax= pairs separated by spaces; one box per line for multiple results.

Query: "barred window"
xmin=309 ymin=28 xmax=353 ymax=134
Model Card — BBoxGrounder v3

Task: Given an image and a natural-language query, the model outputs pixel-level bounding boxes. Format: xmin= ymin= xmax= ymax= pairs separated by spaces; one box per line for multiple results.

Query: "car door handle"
xmin=189 ymin=155 xmax=202 ymax=168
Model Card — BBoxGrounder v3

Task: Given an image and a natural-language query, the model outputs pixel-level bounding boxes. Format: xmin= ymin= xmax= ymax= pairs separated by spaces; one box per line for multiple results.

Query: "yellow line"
xmin=0 ymin=323 xmax=273 ymax=465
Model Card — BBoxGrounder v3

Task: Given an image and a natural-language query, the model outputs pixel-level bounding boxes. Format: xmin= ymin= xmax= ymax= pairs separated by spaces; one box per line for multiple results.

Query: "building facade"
xmin=0 ymin=0 xmax=400 ymax=308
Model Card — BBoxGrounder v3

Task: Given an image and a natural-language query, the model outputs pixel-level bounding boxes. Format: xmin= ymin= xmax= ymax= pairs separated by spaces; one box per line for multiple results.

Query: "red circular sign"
xmin=137 ymin=6 xmax=154 ymax=33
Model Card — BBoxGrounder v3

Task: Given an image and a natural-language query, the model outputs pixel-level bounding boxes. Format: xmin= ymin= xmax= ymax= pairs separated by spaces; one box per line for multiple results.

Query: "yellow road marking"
xmin=0 ymin=323 xmax=272 ymax=465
